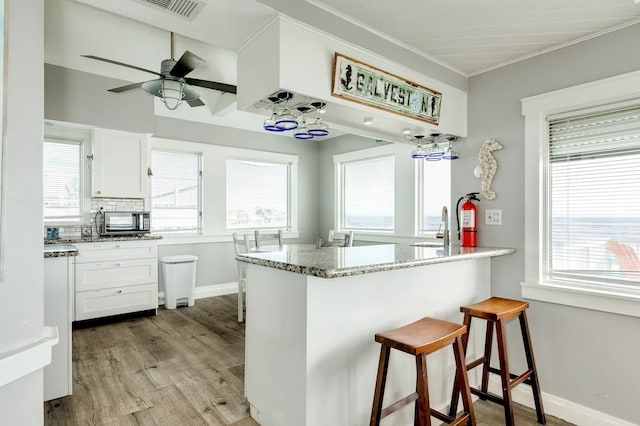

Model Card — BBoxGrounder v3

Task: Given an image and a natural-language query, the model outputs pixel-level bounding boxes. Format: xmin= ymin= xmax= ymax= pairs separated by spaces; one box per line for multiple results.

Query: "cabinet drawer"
xmin=76 ymin=241 xmax=157 ymax=263
xmin=76 ymin=258 xmax=158 ymax=291
xmin=75 ymin=283 xmax=158 ymax=321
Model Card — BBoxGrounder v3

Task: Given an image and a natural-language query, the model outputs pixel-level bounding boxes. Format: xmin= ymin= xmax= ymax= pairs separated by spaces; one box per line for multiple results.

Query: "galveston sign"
xmin=331 ymin=53 xmax=442 ymax=125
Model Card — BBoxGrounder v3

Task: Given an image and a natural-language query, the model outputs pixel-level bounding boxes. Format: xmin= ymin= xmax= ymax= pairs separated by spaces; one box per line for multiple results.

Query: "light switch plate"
xmin=486 ymin=209 xmax=502 ymax=225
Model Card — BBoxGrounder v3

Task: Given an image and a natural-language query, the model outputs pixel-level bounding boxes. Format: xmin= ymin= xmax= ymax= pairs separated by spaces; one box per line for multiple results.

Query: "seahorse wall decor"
xmin=476 ymin=139 xmax=503 ymax=200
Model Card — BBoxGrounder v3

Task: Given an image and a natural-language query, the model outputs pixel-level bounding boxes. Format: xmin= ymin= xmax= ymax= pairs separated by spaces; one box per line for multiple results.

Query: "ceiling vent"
xmin=131 ymin=0 xmax=206 ymax=21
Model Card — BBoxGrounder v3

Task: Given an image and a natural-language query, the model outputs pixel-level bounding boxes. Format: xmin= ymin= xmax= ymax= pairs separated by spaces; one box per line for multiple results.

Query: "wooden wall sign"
xmin=331 ymin=53 xmax=442 ymax=125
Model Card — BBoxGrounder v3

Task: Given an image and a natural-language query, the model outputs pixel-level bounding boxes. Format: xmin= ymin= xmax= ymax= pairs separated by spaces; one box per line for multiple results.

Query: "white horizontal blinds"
xmin=226 ymin=159 xmax=288 ymax=229
xmin=43 ymin=139 xmax=81 ymax=221
xmin=151 ymin=150 xmax=201 ymax=232
xmin=547 ymin=103 xmax=640 ymax=284
xmin=421 ymin=160 xmax=451 ymax=232
xmin=343 ymin=155 xmax=394 ymax=230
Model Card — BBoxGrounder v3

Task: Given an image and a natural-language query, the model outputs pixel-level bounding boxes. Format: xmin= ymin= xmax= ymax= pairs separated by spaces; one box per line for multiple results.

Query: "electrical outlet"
xmin=486 ymin=209 xmax=502 ymax=225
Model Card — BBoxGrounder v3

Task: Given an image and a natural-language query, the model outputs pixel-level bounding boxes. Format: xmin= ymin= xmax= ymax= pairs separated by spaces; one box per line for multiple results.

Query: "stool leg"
xmin=453 ymin=335 xmax=476 ymax=426
xmin=496 ymin=319 xmax=515 ymax=426
xmin=370 ymin=345 xmax=391 ymax=426
xmin=519 ymin=311 xmax=546 ymax=424
xmin=449 ymin=314 xmax=472 ymax=418
xmin=415 ymin=352 xmax=431 ymax=426
xmin=480 ymin=320 xmax=494 ymax=398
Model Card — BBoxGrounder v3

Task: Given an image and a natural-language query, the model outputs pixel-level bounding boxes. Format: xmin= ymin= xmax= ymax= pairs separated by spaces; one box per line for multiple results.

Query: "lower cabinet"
xmin=75 ymin=240 xmax=158 ymax=321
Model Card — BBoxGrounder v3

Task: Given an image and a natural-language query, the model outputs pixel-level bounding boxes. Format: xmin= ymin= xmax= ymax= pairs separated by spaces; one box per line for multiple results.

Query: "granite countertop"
xmin=236 ymin=243 xmax=515 ymax=279
xmin=44 ymin=234 xmax=163 ymax=244
xmin=44 ymin=244 xmax=79 ymax=258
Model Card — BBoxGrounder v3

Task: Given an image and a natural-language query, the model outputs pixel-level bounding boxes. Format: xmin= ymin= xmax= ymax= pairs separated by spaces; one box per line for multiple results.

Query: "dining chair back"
xmin=326 ymin=229 xmax=354 ymax=247
xmin=254 ymin=229 xmax=284 ymax=250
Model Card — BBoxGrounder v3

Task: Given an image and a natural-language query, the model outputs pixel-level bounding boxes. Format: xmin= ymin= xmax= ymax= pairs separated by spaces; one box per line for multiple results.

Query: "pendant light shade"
xmin=142 ymin=78 xmax=198 ymax=111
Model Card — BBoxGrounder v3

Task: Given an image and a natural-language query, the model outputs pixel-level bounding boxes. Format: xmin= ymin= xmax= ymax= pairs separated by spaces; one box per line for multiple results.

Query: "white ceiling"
xmin=73 ymin=0 xmax=640 ymax=76
xmin=305 ymin=0 xmax=640 ymax=75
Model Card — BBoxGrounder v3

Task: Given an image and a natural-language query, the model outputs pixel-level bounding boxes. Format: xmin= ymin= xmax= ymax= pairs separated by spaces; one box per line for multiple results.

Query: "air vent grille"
xmin=132 ymin=0 xmax=206 ymax=21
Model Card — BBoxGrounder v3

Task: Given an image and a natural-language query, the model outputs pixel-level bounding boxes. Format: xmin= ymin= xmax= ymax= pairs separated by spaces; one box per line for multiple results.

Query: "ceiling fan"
xmin=82 ymin=32 xmax=237 ymax=110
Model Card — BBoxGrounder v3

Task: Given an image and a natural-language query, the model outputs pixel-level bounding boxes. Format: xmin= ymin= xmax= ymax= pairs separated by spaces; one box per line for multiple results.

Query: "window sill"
xmin=156 ymin=231 xmax=300 ymax=246
xmin=521 ymin=280 xmax=640 ymax=318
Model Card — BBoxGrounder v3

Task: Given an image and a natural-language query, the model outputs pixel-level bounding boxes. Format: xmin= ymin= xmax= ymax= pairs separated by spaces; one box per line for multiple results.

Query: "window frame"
xmin=334 ymin=144 xmax=396 ymax=235
xmin=225 ymin=157 xmax=293 ymax=232
xmin=43 ymin=123 xmax=92 ymax=226
xmin=150 ymin=148 xmax=203 ymax=234
xmin=521 ymin=70 xmax=640 ymax=318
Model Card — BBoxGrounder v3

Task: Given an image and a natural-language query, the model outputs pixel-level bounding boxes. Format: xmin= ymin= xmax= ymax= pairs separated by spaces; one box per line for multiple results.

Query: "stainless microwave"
xmin=96 ymin=211 xmax=150 ymax=236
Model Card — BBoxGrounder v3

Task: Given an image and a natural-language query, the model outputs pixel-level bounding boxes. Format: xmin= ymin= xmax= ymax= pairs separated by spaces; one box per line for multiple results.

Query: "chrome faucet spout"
xmin=442 ymin=206 xmax=450 ymax=247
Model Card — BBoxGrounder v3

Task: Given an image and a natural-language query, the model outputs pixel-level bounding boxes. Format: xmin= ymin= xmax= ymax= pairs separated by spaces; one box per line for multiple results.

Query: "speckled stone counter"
xmin=44 ymin=234 xmax=163 ymax=244
xmin=44 ymin=244 xmax=79 ymax=258
xmin=236 ymin=243 xmax=514 ymax=278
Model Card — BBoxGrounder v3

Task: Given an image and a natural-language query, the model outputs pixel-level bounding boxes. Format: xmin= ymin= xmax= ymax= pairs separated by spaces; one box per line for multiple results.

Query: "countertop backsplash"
xmin=44 ymin=197 xmax=145 ymax=241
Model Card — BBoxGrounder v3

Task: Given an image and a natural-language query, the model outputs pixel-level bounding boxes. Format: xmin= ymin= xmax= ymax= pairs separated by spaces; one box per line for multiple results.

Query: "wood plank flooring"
xmin=45 ymin=294 xmax=573 ymax=426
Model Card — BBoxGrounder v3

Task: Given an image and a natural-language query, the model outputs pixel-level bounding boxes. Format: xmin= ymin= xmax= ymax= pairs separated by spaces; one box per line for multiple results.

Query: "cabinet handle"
xmin=96 ymin=190 xmax=101 ymax=195
xmin=114 ymin=245 xmax=121 ymax=249
xmin=114 ymin=263 xmax=122 ymax=267
xmin=117 ymin=289 xmax=123 ymax=294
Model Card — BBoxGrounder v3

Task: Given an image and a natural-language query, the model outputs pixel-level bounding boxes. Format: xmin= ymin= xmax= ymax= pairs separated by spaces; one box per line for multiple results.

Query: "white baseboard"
xmin=488 ymin=376 xmax=636 ymax=426
xmin=159 ymin=282 xmax=238 ymax=305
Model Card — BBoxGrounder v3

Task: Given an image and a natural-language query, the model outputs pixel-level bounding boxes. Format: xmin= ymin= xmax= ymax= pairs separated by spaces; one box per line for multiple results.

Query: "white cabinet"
xmin=44 ymin=256 xmax=74 ymax=401
xmin=91 ymin=128 xmax=149 ymax=199
xmin=75 ymin=240 xmax=158 ymax=321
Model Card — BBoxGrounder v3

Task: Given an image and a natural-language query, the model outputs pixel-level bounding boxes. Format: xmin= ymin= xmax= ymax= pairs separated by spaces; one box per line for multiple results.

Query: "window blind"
xmin=226 ymin=159 xmax=289 ymax=229
xmin=420 ymin=160 xmax=451 ymax=233
xmin=547 ymin=104 xmax=640 ymax=284
xmin=342 ymin=155 xmax=394 ymax=231
xmin=151 ymin=150 xmax=201 ymax=232
xmin=43 ymin=139 xmax=81 ymax=221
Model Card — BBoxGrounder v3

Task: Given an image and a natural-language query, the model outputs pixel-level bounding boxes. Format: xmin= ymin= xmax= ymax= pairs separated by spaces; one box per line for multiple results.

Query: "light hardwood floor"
xmin=45 ymin=294 xmax=573 ymax=425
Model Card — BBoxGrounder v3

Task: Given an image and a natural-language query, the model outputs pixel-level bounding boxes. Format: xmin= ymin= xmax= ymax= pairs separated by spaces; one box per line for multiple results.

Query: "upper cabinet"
xmin=91 ymin=128 xmax=149 ymax=199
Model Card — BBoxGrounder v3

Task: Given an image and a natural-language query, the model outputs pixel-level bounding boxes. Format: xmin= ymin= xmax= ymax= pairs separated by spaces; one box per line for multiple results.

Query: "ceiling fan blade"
xmin=108 ymin=81 xmax=145 ymax=93
xmin=187 ymin=98 xmax=205 ymax=107
xmin=170 ymin=51 xmax=204 ymax=78
xmin=185 ymin=78 xmax=237 ymax=95
xmin=81 ymin=55 xmax=162 ymax=77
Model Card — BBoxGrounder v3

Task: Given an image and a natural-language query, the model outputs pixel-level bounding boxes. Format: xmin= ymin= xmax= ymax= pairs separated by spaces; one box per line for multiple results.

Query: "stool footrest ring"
xmin=380 ymin=392 xmax=418 ymax=419
xmin=488 ymin=367 xmax=535 ymax=387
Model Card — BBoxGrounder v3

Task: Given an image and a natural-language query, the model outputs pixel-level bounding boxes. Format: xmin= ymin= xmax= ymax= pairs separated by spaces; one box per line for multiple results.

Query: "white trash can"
xmin=160 ymin=255 xmax=198 ymax=309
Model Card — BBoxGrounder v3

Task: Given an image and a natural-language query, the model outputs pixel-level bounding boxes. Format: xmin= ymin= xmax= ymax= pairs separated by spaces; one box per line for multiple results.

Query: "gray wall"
xmin=458 ymin=23 xmax=640 ymax=423
xmin=0 ymin=0 xmax=47 ymax=422
xmin=45 ymin=64 xmax=320 ymax=289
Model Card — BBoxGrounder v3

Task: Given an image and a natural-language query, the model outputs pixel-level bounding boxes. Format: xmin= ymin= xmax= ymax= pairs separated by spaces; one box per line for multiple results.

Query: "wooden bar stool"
xmin=370 ymin=317 xmax=476 ymax=426
xmin=449 ymin=297 xmax=546 ymax=425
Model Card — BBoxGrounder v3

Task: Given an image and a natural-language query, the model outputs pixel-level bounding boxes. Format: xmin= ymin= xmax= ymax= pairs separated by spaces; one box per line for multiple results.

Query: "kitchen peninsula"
xmin=237 ymin=243 xmax=514 ymax=426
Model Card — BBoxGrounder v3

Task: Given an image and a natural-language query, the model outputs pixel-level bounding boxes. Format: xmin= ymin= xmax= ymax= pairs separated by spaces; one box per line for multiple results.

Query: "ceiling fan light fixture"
xmin=160 ymin=79 xmax=185 ymax=110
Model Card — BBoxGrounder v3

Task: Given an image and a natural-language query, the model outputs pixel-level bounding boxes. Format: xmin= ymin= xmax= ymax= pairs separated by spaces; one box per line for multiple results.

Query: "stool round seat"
xmin=375 ymin=317 xmax=467 ymax=355
xmin=370 ymin=316 xmax=476 ymax=426
xmin=460 ymin=296 xmax=528 ymax=321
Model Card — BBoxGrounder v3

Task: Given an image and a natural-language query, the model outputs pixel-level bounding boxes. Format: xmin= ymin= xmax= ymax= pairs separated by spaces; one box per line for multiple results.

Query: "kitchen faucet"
xmin=441 ymin=206 xmax=450 ymax=248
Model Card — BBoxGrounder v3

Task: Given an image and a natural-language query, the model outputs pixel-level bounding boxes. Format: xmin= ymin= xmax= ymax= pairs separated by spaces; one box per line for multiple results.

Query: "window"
xmin=546 ymin=104 xmax=640 ymax=286
xmin=339 ymin=155 xmax=394 ymax=231
xmin=226 ymin=159 xmax=289 ymax=229
xmin=151 ymin=150 xmax=202 ymax=233
xmin=417 ymin=159 xmax=451 ymax=234
xmin=43 ymin=139 xmax=82 ymax=222
xmin=521 ymin=70 xmax=640 ymax=317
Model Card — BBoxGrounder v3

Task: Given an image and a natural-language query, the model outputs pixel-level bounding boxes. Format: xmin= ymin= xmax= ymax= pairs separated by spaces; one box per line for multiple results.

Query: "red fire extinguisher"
xmin=456 ymin=192 xmax=480 ymax=247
